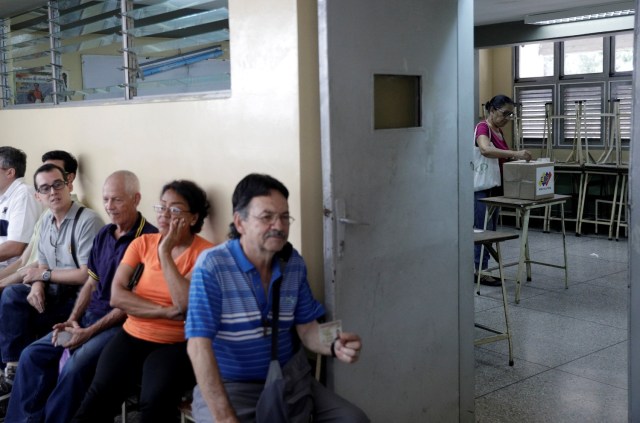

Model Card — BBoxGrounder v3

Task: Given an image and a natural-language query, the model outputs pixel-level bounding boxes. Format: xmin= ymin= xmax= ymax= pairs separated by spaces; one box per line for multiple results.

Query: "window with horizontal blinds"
xmin=514 ymin=85 xmax=553 ymax=146
xmin=559 ymin=83 xmax=604 ymax=146
xmin=610 ymin=80 xmax=632 ymax=145
xmin=0 ymin=0 xmax=230 ymax=107
xmin=513 ymin=33 xmax=632 ymax=151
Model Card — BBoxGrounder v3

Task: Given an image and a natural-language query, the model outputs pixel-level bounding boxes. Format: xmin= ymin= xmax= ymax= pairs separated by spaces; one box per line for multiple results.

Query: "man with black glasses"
xmin=0 ymin=163 xmax=102 ymax=407
xmin=0 ymin=150 xmax=80 ymax=287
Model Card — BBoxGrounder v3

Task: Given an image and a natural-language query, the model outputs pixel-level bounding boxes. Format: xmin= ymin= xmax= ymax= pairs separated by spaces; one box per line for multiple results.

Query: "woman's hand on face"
xmin=159 ymin=217 xmax=185 ymax=254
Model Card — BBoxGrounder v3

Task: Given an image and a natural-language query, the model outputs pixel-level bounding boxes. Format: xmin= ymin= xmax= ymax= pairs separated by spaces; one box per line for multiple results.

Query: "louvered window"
xmin=514 ymin=85 xmax=553 ymax=146
xmin=0 ymin=0 xmax=230 ymax=106
xmin=559 ymin=83 xmax=604 ymax=146
xmin=514 ymin=33 xmax=632 ymax=151
xmin=610 ymin=80 xmax=632 ymax=146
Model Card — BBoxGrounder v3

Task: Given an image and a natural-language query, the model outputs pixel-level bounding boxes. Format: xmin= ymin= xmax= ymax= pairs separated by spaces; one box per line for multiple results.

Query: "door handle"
xmin=338 ymin=217 xmax=368 ymax=225
xmin=335 ymin=199 xmax=369 ymax=258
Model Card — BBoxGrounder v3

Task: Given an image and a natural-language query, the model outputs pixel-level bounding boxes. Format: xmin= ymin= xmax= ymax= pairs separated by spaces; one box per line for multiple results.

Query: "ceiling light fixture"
xmin=524 ymin=1 xmax=635 ymax=25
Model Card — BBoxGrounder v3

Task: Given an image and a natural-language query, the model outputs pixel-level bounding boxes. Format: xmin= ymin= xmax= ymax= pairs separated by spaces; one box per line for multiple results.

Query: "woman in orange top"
xmin=73 ymin=180 xmax=214 ymax=423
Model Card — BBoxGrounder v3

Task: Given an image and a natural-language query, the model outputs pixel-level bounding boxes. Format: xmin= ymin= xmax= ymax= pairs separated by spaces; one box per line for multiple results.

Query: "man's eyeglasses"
xmin=37 ymin=180 xmax=67 ymax=195
xmin=251 ymin=213 xmax=295 ymax=226
xmin=496 ymin=109 xmax=514 ymax=119
xmin=153 ymin=205 xmax=190 ymax=216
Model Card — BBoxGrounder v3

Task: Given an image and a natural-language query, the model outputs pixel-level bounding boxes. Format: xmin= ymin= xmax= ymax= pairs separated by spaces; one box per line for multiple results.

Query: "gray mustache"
xmin=265 ymin=230 xmax=286 ymax=239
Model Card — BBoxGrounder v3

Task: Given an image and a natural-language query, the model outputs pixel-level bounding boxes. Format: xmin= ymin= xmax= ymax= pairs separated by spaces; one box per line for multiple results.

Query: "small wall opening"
xmin=374 ymin=74 xmax=421 ymax=130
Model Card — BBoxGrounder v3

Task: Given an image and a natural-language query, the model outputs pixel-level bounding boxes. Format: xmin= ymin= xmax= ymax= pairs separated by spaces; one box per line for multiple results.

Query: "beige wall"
xmin=1 ymin=0 xmax=325 ymax=296
xmin=478 ymin=46 xmax=515 ymax=143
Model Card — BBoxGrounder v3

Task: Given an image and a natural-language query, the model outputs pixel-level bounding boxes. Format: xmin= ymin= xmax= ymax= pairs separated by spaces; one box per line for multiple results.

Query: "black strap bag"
xmin=255 ymin=243 xmax=313 ymax=423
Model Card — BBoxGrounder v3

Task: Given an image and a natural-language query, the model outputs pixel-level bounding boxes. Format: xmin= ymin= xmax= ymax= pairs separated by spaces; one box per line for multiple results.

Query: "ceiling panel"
xmin=0 ymin=0 xmax=633 ymax=27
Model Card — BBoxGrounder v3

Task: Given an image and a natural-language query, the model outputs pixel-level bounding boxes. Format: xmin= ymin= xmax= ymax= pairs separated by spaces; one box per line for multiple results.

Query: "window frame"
xmin=513 ymin=32 xmax=632 ymax=150
xmin=0 ymin=0 xmax=231 ymax=108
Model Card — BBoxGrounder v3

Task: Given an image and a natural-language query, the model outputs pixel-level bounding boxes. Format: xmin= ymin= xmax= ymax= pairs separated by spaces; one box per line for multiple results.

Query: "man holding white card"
xmin=186 ymin=174 xmax=368 ymax=423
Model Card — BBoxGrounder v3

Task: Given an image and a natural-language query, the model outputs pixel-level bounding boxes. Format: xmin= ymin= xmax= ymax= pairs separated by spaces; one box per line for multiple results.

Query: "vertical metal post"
xmin=612 ymin=100 xmax=621 ymax=166
xmin=512 ymin=102 xmax=522 ymax=151
xmin=0 ymin=18 xmax=9 ymax=107
xmin=48 ymin=1 xmax=61 ymax=105
xmin=121 ymin=0 xmax=136 ymax=100
xmin=543 ymin=102 xmax=553 ymax=160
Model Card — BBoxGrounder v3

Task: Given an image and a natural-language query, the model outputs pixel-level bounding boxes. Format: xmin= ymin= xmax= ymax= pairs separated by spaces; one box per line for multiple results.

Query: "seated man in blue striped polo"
xmin=186 ymin=173 xmax=369 ymax=423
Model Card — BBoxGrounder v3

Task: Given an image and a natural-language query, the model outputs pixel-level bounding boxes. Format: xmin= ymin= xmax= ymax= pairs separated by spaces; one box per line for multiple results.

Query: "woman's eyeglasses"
xmin=496 ymin=109 xmax=514 ymax=119
xmin=153 ymin=205 xmax=190 ymax=216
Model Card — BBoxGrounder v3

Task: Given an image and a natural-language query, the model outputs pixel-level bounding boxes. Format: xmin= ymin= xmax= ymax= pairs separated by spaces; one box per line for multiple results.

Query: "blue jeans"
xmin=5 ymin=312 xmax=120 ymax=423
xmin=474 ymin=188 xmax=500 ymax=271
xmin=0 ymin=284 xmax=75 ymax=363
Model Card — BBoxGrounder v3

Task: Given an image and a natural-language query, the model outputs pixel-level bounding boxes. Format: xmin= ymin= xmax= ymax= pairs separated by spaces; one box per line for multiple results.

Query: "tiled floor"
xmin=474 ymin=228 xmax=629 ymax=422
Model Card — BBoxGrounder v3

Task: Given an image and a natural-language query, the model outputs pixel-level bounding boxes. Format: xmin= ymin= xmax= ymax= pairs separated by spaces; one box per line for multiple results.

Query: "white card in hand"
xmin=318 ymin=320 xmax=342 ymax=346
xmin=55 ymin=331 xmax=72 ymax=347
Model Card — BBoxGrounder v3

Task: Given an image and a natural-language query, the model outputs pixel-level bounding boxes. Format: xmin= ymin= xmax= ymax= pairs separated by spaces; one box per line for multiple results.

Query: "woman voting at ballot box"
xmin=473 ymin=94 xmax=532 ymax=286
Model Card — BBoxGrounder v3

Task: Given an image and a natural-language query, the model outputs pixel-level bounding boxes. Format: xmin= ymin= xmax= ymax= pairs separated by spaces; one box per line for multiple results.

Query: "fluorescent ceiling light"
xmin=524 ymin=1 xmax=635 ymax=25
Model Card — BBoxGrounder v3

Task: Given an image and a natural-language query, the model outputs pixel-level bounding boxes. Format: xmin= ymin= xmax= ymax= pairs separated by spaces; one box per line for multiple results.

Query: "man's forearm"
xmin=0 ymin=261 xmax=37 ymax=289
xmin=84 ymin=308 xmax=126 ymax=337
xmin=67 ymin=277 xmax=96 ymax=322
xmin=49 ymin=267 xmax=89 ymax=285
xmin=0 ymin=241 xmax=28 ymax=264
xmin=297 ymin=321 xmax=331 ymax=356
xmin=187 ymin=338 xmax=238 ymax=422
xmin=0 ymin=253 xmax=29 ymax=280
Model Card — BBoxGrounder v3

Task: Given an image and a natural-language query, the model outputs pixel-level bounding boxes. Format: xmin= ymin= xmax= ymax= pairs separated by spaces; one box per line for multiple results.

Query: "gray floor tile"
xmin=559 ymin=238 xmax=628 ymax=262
xmin=474 ymin=348 xmax=549 ymax=396
xmin=517 ymin=283 xmax=629 ymax=329
xmin=475 ymin=224 xmax=629 ymax=422
xmin=557 ymin=341 xmax=628 ymax=389
xmin=475 ymin=273 xmax=567 ymax=304
xmin=587 ymin=269 xmax=629 ymax=290
xmin=475 ymin=369 xmax=628 ymax=423
xmin=525 ymin=249 xmax=626 ymax=283
xmin=474 ymin=292 xmax=504 ymax=313
xmin=475 ymin=306 xmax=627 ymax=367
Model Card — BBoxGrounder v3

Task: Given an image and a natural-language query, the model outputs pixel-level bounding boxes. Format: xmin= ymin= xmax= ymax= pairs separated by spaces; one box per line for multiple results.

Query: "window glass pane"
xmin=614 ymin=33 xmax=633 ymax=72
xmin=128 ymin=0 xmax=230 ymax=98
xmin=517 ymin=43 xmax=554 ymax=78
xmin=3 ymin=6 xmax=54 ymax=104
xmin=58 ymin=1 xmax=124 ymax=101
xmin=0 ymin=0 xmax=230 ymax=107
xmin=563 ymin=37 xmax=603 ymax=75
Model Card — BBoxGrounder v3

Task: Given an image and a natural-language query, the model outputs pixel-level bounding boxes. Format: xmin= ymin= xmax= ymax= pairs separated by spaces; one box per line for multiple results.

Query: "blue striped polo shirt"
xmin=186 ymin=239 xmax=325 ymax=381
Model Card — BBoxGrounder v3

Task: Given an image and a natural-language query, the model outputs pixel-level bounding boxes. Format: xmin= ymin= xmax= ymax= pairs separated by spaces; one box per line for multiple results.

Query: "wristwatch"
xmin=42 ymin=269 xmax=52 ymax=282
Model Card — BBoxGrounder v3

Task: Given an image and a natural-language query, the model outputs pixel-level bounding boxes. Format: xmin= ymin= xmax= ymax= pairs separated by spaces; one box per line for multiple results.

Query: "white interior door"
xmin=318 ymin=0 xmax=475 ymax=421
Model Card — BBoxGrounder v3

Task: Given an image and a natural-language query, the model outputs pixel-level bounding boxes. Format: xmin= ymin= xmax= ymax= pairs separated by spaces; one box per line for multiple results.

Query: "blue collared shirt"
xmin=186 ymin=238 xmax=325 ymax=381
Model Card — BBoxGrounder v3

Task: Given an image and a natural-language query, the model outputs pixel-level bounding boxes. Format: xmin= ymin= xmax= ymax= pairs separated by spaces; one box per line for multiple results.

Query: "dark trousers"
xmin=474 ymin=187 xmax=501 ymax=271
xmin=5 ymin=312 xmax=120 ymax=423
xmin=0 ymin=284 xmax=75 ymax=363
xmin=71 ymin=329 xmax=195 ymax=423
